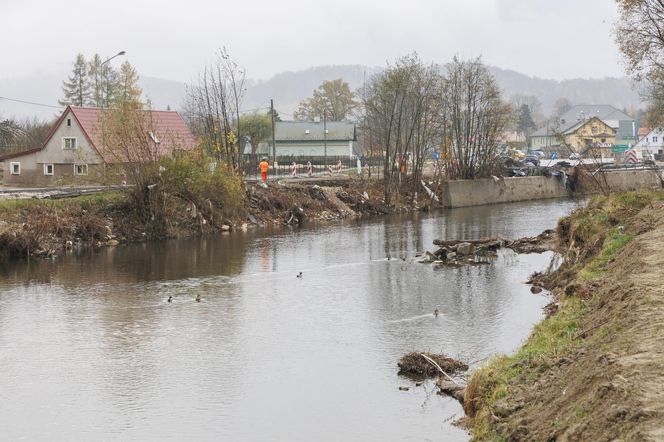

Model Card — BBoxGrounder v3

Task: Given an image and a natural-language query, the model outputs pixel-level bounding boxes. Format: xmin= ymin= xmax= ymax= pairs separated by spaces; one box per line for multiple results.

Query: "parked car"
xmin=524 ymin=154 xmax=540 ymax=166
xmin=569 ymin=153 xmax=580 ymax=160
xmin=532 ymin=150 xmax=545 ymax=158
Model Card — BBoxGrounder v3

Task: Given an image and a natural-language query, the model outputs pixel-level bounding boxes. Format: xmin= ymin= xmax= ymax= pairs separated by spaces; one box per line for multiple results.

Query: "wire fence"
xmin=240 ymin=155 xmax=384 ymax=180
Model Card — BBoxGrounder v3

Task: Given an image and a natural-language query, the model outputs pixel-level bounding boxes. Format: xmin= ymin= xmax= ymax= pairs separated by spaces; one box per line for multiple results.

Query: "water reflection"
xmin=0 ymin=198 xmax=583 ymax=441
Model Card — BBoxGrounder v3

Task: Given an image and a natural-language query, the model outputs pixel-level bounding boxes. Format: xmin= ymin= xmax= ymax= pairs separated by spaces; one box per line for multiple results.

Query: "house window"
xmin=63 ymin=137 xmax=77 ymax=150
xmin=67 ymin=118 xmax=72 ymax=127
xmin=44 ymin=164 xmax=54 ymax=176
xmin=592 ymin=126 xmax=597 ymax=134
xmin=10 ymin=162 xmax=20 ymax=175
xmin=601 ymin=138 xmax=606 ymax=143
xmin=74 ymin=164 xmax=88 ymax=176
xmin=654 ymin=136 xmax=659 ymax=143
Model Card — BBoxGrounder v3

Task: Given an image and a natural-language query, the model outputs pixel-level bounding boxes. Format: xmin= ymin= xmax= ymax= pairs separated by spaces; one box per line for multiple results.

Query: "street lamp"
xmin=101 ymin=51 xmax=126 ymax=107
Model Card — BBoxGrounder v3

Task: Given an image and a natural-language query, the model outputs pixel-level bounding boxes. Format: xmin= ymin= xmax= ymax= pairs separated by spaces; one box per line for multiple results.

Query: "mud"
xmin=468 ymin=192 xmax=664 ymax=441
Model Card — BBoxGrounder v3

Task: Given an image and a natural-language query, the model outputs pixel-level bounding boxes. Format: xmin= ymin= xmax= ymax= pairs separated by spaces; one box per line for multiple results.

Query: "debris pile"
xmin=415 ymin=229 xmax=558 ymax=268
xmin=505 ymin=229 xmax=556 ymax=254
xmin=397 ymin=352 xmax=468 ymax=378
xmin=417 ymin=237 xmax=503 ymax=267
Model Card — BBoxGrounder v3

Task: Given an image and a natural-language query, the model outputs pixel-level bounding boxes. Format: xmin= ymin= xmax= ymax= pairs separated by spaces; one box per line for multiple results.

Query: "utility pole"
xmin=323 ymin=109 xmax=328 ymax=168
xmin=270 ymin=99 xmax=276 ymax=163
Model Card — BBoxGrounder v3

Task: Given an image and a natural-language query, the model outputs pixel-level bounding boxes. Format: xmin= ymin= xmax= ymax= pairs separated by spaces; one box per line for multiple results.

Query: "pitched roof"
xmin=1 ymin=106 xmax=197 ymax=163
xmin=638 ymin=127 xmax=651 ymax=138
xmin=276 ymin=121 xmax=356 ymax=142
xmin=69 ymin=106 xmax=197 ymax=162
xmin=532 ymin=105 xmax=634 ymax=137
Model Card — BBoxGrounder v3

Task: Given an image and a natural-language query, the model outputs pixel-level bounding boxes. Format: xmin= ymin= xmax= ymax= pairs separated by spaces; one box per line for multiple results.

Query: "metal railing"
xmin=240 ymin=155 xmax=384 ymax=180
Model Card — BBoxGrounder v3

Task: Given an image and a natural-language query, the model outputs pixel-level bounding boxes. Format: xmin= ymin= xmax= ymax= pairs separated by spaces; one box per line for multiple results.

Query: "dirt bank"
xmin=464 ymin=191 xmax=664 ymax=441
xmin=0 ymin=179 xmax=427 ymax=260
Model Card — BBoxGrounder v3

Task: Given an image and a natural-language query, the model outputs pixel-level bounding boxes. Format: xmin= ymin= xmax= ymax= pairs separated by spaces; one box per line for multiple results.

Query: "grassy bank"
xmin=466 ymin=190 xmax=664 ymax=441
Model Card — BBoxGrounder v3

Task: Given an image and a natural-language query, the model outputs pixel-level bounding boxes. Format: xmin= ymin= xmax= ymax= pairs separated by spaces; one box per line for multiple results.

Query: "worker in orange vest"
xmin=258 ymin=157 xmax=270 ymax=182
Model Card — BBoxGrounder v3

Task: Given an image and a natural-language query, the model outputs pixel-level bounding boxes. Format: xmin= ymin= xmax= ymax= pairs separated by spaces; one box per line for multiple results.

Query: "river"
xmin=0 ymin=198 xmax=582 ymax=441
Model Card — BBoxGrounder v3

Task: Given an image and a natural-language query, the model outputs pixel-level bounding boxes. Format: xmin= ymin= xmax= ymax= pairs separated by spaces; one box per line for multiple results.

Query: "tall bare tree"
xmin=615 ymin=0 xmax=664 ymax=124
xmin=440 ymin=57 xmax=512 ymax=180
xmin=184 ymin=49 xmax=246 ymax=168
xmin=362 ymin=54 xmax=443 ymax=202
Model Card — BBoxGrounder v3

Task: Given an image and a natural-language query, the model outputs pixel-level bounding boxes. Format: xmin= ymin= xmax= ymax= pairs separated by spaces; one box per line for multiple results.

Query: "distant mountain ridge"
xmin=0 ymin=64 xmax=643 ymax=122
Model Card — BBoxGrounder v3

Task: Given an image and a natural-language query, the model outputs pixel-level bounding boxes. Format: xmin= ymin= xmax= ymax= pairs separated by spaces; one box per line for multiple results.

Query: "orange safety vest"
xmin=259 ymin=161 xmax=270 ymax=173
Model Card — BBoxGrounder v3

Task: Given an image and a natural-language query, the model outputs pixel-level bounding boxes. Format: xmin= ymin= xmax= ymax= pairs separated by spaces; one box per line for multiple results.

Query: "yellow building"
xmin=530 ymin=105 xmax=633 ymax=156
xmin=564 ymin=117 xmax=616 ymax=156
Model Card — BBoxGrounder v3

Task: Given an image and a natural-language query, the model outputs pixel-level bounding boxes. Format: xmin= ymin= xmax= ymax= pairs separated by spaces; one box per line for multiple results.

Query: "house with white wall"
xmin=0 ymin=106 xmax=197 ymax=186
xmin=256 ymin=121 xmax=358 ymax=157
xmin=634 ymin=127 xmax=664 ymax=157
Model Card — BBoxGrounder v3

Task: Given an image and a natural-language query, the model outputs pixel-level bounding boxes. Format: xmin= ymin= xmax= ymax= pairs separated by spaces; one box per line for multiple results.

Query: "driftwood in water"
xmin=433 ymin=237 xmax=500 ymax=247
xmin=436 ymin=379 xmax=466 ymax=403
xmin=504 ymin=229 xmax=556 ymax=254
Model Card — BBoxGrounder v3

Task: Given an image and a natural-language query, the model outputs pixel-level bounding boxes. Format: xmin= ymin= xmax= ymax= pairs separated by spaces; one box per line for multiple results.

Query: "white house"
xmin=634 ymin=127 xmax=664 ymax=158
xmin=256 ymin=121 xmax=358 ymax=157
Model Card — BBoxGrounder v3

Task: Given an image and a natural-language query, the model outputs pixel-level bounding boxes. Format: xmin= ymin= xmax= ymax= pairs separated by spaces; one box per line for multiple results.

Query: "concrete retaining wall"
xmin=442 ymin=176 xmax=569 ymax=208
xmin=442 ymin=169 xmax=664 ymax=208
xmin=586 ymin=169 xmax=662 ymax=193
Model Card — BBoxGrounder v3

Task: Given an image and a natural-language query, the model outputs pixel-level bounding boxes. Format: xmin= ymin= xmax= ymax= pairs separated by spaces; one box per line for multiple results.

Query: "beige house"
xmin=563 ymin=117 xmax=616 ymax=156
xmin=1 ymin=106 xmax=197 ymax=187
xmin=531 ymin=105 xmax=633 ymax=154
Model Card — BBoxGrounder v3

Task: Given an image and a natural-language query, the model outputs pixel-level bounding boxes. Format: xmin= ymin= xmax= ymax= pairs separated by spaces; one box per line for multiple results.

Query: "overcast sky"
xmin=1 ymin=0 xmax=623 ymax=83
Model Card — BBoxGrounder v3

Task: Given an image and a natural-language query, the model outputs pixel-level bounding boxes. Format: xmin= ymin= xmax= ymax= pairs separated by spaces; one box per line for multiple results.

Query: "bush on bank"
xmin=0 ymin=151 xmax=248 ymax=260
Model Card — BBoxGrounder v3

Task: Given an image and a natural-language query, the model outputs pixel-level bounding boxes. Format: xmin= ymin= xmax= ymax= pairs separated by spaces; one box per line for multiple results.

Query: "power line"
xmin=0 ymin=96 xmax=64 ymax=110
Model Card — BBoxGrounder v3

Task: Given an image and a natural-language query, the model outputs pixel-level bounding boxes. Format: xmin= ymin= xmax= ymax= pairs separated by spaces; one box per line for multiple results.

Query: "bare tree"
xmin=362 ymin=54 xmax=443 ymax=202
xmin=440 ymin=57 xmax=513 ymax=180
xmin=615 ymin=0 xmax=664 ymax=124
xmin=183 ymin=48 xmax=246 ymax=168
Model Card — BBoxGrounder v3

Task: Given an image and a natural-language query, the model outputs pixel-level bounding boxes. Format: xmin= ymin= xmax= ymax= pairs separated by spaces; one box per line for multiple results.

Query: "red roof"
xmin=2 ymin=106 xmax=197 ymax=163
xmin=69 ymin=106 xmax=198 ymax=163
xmin=638 ymin=127 xmax=651 ymax=139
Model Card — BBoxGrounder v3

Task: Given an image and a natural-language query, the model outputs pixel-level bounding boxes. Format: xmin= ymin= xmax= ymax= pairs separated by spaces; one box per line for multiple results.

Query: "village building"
xmin=634 ymin=127 xmax=664 ymax=158
xmin=256 ymin=120 xmax=358 ymax=157
xmin=0 ymin=106 xmax=197 ymax=187
xmin=530 ymin=105 xmax=634 ymax=156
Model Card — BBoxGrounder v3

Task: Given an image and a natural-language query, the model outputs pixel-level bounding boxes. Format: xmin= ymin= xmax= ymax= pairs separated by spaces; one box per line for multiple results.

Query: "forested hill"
xmin=0 ymin=64 xmax=642 ymax=120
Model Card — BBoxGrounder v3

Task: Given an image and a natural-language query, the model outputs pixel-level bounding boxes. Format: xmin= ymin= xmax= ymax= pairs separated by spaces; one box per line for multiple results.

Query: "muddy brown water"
xmin=0 ymin=198 xmax=583 ymax=441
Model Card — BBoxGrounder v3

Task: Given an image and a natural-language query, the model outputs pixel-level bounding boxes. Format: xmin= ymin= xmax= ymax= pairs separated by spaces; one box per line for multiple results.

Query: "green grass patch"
xmin=468 ymin=298 xmax=585 ymax=440
xmin=579 ymin=230 xmax=634 ymax=280
xmin=0 ymin=190 xmax=127 ymax=215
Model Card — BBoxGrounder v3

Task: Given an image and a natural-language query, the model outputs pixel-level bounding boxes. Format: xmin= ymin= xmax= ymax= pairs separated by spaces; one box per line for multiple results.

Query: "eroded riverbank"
xmin=0 ymin=179 xmax=425 ymax=260
xmin=465 ymin=191 xmax=664 ymax=441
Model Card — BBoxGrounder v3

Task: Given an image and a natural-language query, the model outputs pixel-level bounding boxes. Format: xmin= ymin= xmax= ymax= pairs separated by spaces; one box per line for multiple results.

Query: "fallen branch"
xmin=420 ymin=353 xmax=459 ymax=385
xmin=433 ymin=237 xmax=499 ymax=247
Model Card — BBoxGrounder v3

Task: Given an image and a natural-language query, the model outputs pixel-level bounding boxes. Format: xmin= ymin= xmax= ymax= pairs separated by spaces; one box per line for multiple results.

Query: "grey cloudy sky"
xmin=1 ymin=0 xmax=622 ymax=82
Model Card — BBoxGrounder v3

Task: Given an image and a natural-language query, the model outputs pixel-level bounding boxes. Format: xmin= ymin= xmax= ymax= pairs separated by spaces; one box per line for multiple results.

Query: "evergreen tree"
xmin=59 ymin=53 xmax=90 ymax=106
xmin=88 ymin=54 xmax=105 ymax=107
xmin=102 ymin=62 xmax=120 ymax=107
xmin=517 ymin=104 xmax=536 ymax=138
xmin=116 ymin=61 xmax=142 ymax=107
